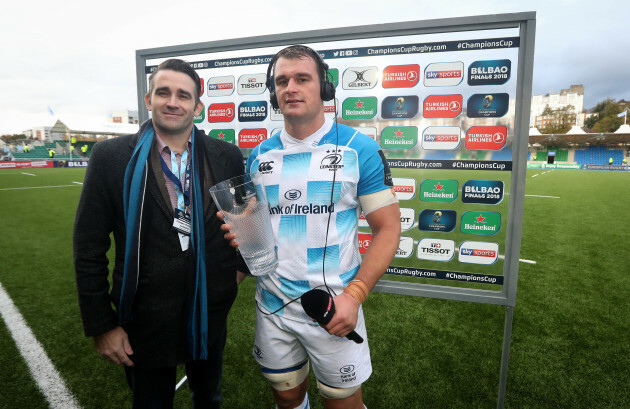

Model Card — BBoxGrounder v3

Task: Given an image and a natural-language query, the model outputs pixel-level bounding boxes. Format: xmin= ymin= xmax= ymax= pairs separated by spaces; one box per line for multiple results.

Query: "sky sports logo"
xmin=424 ymin=62 xmax=464 ymax=87
xmin=423 ymin=95 xmax=462 ymax=118
xmin=421 ymin=126 xmax=461 ymax=150
xmin=382 ymin=64 xmax=420 ymax=88
xmin=207 ymin=75 xmax=235 ymax=97
xmin=465 ymin=126 xmax=507 ymax=150
xmin=392 ymin=177 xmax=415 ymax=201
xmin=458 ymin=241 xmax=499 ymax=265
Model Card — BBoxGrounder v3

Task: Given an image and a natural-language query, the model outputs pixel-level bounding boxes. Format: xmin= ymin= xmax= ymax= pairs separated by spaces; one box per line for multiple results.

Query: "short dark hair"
xmin=270 ymin=45 xmax=327 ymax=82
xmin=148 ymin=59 xmax=201 ymax=105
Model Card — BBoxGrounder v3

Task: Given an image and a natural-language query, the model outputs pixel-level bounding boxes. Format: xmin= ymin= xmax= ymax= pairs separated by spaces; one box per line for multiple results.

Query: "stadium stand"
xmin=492 ymin=148 xmax=513 ymax=160
xmin=574 ymin=146 xmax=624 ymax=165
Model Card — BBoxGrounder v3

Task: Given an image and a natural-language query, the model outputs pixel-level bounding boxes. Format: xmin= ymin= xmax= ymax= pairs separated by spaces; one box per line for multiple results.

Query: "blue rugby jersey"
xmin=246 ymin=118 xmax=392 ymax=322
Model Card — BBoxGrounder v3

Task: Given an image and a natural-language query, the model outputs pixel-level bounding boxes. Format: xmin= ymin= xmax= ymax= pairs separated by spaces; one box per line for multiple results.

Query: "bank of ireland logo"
xmin=399 ymin=207 xmax=415 ymax=231
xmin=358 ymin=233 xmax=372 ymax=255
xmin=422 ymin=126 xmax=461 ymax=150
xmin=382 ymin=64 xmax=420 ymax=88
xmin=208 ymin=103 xmax=235 ymax=123
xmin=392 ymin=177 xmax=416 ymax=201
xmin=380 ymin=127 xmax=418 ymax=149
xmin=381 ymin=95 xmax=419 ymax=119
xmin=417 ymin=238 xmax=455 ymax=261
xmin=395 ymin=237 xmax=414 ymax=258
xmin=458 ymin=241 xmax=499 ymax=265
xmin=342 ymin=97 xmax=377 ymax=119
xmin=462 ymin=180 xmax=504 ymax=204
xmin=420 ymin=179 xmax=458 ymax=203
xmin=342 ymin=66 xmax=378 ymax=90
xmin=424 ymin=62 xmax=464 ymax=87
xmin=468 ymin=59 xmax=511 ymax=86
xmin=193 ymin=108 xmax=205 ymax=124
xmin=418 ymin=209 xmax=456 ymax=232
xmin=238 ymin=101 xmax=267 ymax=122
xmin=209 ymin=129 xmax=235 ymax=144
xmin=237 ymin=73 xmax=267 ymax=95
xmin=207 ymin=75 xmax=235 ymax=96
xmin=423 ymin=95 xmax=462 ymax=118
xmin=467 ymin=93 xmax=509 ymax=118
xmin=460 ymin=211 xmax=501 ymax=235
xmin=465 ymin=126 xmax=507 ymax=150
xmin=238 ymin=128 xmax=267 ymax=149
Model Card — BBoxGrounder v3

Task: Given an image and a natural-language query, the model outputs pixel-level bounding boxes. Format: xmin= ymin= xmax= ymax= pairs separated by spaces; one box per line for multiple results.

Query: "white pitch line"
xmin=0 ymin=184 xmax=81 ymax=191
xmin=525 ymin=194 xmax=560 ymax=199
xmin=519 ymin=258 xmax=537 ymax=264
xmin=0 ymin=282 xmax=82 ymax=409
xmin=21 ymin=172 xmax=36 ymax=176
xmin=72 ymin=181 xmax=83 ymax=185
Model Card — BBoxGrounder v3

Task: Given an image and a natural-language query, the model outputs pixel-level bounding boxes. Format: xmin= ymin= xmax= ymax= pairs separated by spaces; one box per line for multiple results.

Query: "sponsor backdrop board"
xmin=136 ymin=13 xmax=535 ymax=310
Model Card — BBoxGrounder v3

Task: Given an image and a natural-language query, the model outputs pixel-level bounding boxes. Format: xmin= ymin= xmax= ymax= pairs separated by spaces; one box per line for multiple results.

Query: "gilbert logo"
xmin=392 ymin=177 xmax=416 ymax=201
xmin=238 ymin=128 xmax=267 ymax=149
xmin=209 ymin=129 xmax=235 ymax=144
xmin=419 ymin=179 xmax=458 ymax=203
xmin=424 ymin=62 xmax=464 ymax=87
xmin=342 ymin=97 xmax=377 ymax=120
xmin=465 ymin=126 xmax=507 ymax=150
xmin=208 ymin=103 xmax=235 ymax=123
xmin=342 ymin=66 xmax=378 ymax=90
xmin=395 ymin=237 xmax=414 ymax=258
xmin=423 ymin=95 xmax=462 ymax=118
xmin=380 ymin=127 xmax=418 ymax=149
xmin=237 ymin=73 xmax=267 ymax=95
xmin=458 ymin=241 xmax=499 ymax=265
xmin=421 ymin=126 xmax=461 ymax=150
xmin=382 ymin=64 xmax=420 ymax=88
xmin=358 ymin=233 xmax=373 ymax=255
xmin=207 ymin=75 xmax=235 ymax=97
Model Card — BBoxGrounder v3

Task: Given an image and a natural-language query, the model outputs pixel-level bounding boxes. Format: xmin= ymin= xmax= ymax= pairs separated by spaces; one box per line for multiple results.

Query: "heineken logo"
xmin=209 ymin=129 xmax=235 ymax=144
xmin=342 ymin=97 xmax=377 ymax=119
xmin=460 ymin=211 xmax=501 ymax=235
xmin=380 ymin=126 xmax=418 ymax=149
xmin=193 ymin=108 xmax=205 ymax=124
xmin=419 ymin=179 xmax=458 ymax=203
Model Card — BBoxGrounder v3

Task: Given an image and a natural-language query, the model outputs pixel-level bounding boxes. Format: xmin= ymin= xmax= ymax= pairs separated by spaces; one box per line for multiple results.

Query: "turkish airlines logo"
xmin=207 ymin=103 xmax=235 ymax=123
xmin=392 ymin=177 xmax=416 ymax=201
xmin=465 ymin=126 xmax=507 ymax=150
xmin=382 ymin=64 xmax=420 ymax=88
xmin=358 ymin=233 xmax=373 ymax=255
xmin=238 ymin=128 xmax=267 ymax=149
xmin=424 ymin=62 xmax=464 ymax=87
xmin=423 ymin=95 xmax=462 ymax=118
xmin=207 ymin=75 xmax=235 ymax=97
xmin=342 ymin=66 xmax=378 ymax=90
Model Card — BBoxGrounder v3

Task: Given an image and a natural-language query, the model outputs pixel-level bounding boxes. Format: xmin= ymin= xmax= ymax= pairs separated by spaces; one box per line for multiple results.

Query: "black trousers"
xmin=124 ymin=327 xmax=227 ymax=409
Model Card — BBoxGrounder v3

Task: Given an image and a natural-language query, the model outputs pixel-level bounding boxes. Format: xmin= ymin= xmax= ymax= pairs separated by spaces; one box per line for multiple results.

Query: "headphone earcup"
xmin=321 ymin=80 xmax=335 ymax=102
xmin=267 ymin=75 xmax=279 ymax=110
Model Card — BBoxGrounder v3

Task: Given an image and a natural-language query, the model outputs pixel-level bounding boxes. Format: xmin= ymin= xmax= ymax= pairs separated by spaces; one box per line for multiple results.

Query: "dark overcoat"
xmin=74 ymin=120 xmax=245 ymax=367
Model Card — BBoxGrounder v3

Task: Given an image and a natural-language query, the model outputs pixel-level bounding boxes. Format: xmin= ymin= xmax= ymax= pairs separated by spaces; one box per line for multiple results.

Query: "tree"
xmin=539 ymin=105 xmax=574 ymax=134
xmin=586 ymin=99 xmax=623 ymax=132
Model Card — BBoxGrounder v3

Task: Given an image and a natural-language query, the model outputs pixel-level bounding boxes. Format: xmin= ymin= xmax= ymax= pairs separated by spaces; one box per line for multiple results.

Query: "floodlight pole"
xmin=497 ymin=306 xmax=514 ymax=409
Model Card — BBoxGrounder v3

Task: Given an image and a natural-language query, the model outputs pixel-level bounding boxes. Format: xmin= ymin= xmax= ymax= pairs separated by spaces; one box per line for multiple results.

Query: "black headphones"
xmin=266 ymin=45 xmax=336 ymax=110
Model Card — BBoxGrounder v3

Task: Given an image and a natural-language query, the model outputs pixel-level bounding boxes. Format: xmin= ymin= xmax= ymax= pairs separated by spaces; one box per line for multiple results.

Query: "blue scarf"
xmin=120 ymin=124 xmax=209 ymax=360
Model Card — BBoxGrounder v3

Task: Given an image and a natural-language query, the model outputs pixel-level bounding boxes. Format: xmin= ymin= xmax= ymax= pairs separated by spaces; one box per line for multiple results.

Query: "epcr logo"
xmin=284 ymin=189 xmax=302 ymax=200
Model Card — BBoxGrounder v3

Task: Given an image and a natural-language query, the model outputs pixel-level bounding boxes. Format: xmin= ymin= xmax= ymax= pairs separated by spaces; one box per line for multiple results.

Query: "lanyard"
xmin=160 ymin=149 xmax=191 ymax=210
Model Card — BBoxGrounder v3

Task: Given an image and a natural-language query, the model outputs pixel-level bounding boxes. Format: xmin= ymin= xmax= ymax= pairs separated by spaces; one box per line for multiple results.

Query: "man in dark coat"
xmin=74 ymin=59 xmax=245 ymax=409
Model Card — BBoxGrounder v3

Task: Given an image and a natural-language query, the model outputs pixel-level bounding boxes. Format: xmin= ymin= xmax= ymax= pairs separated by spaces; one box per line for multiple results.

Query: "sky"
xmin=0 ymin=0 xmax=628 ymax=135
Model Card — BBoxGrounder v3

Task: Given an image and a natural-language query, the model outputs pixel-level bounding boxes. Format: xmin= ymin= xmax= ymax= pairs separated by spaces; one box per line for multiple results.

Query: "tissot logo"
xmin=421 ymin=126 xmax=461 ymax=150
xmin=381 ymin=95 xmax=419 ymax=119
xmin=392 ymin=177 xmax=416 ymax=201
xmin=358 ymin=234 xmax=372 ymax=255
xmin=258 ymin=161 xmax=274 ymax=173
xmin=468 ymin=59 xmax=511 ymax=86
xmin=342 ymin=66 xmax=378 ymax=90
xmin=342 ymin=97 xmax=377 ymax=120
xmin=399 ymin=208 xmax=415 ymax=231
xmin=382 ymin=64 xmax=420 ymax=88
xmin=458 ymin=241 xmax=499 ymax=265
xmin=237 ymin=73 xmax=267 ymax=95
xmin=462 ymin=180 xmax=504 ymax=204
xmin=467 ymin=93 xmax=509 ymax=118
xmin=238 ymin=101 xmax=267 ymax=122
xmin=465 ymin=126 xmax=507 ymax=150
xmin=460 ymin=211 xmax=501 ymax=235
xmin=238 ymin=128 xmax=267 ymax=149
xmin=423 ymin=95 xmax=462 ymax=118
xmin=417 ymin=238 xmax=455 ymax=261
xmin=209 ymin=129 xmax=236 ymax=144
xmin=395 ymin=237 xmax=414 ymax=258
xmin=208 ymin=103 xmax=235 ymax=123
xmin=380 ymin=126 xmax=418 ymax=149
xmin=207 ymin=75 xmax=235 ymax=97
xmin=284 ymin=189 xmax=301 ymax=200
xmin=424 ymin=62 xmax=464 ymax=87
xmin=420 ymin=179 xmax=458 ymax=203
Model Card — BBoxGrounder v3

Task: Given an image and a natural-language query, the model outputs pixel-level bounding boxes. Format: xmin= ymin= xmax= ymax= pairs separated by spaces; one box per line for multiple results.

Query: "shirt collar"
xmin=281 ymin=117 xmax=334 ymax=148
xmin=154 ymin=132 xmax=192 ymax=155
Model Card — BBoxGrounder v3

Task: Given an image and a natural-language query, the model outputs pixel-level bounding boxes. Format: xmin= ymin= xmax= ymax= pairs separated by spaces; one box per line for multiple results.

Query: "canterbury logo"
xmin=258 ymin=161 xmax=274 ymax=172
